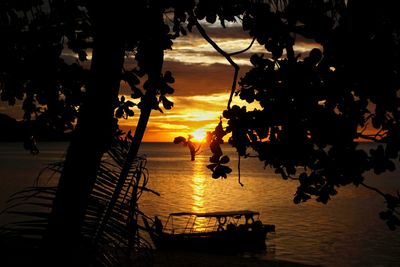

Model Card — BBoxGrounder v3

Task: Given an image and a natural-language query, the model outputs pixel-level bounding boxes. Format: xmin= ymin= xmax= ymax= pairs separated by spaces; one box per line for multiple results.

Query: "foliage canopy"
xmin=1 ymin=0 xmax=400 ymax=248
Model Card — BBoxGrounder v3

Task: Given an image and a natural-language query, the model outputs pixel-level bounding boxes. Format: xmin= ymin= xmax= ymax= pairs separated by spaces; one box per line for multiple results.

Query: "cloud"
xmin=166 ymin=21 xmax=321 ymax=67
xmin=1 ymin=20 xmax=322 ymax=143
xmin=162 ymin=61 xmax=251 ymax=97
xmin=149 ymin=122 xmax=190 ymax=130
xmin=167 ymin=29 xmax=262 ymax=67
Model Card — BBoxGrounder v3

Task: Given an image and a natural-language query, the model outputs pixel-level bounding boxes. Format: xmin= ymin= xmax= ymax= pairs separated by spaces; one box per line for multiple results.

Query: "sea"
xmin=1 ymin=142 xmax=400 ymax=266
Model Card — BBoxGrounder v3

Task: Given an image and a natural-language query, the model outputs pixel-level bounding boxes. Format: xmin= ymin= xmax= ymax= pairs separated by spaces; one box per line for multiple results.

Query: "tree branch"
xmin=358 ymin=133 xmax=387 ymax=142
xmin=360 ymin=182 xmax=386 ymax=198
xmin=192 ymin=19 xmax=239 ymax=110
xmin=228 ymin=37 xmax=256 ymax=56
xmin=238 ymin=153 xmax=244 ymax=187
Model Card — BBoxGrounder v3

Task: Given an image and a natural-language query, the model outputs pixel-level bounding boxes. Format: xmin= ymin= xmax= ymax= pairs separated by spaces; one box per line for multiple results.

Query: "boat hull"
xmin=154 ymin=227 xmax=269 ymax=252
xmin=142 ymin=210 xmax=275 ymax=253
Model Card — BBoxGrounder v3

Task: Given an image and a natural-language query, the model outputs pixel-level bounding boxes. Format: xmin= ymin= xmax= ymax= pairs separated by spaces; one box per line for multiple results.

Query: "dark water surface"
xmin=1 ymin=142 xmax=400 ymax=266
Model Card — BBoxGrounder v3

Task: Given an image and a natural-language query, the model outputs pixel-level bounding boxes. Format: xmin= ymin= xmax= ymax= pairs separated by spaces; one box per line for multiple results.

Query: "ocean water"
xmin=1 ymin=142 xmax=400 ymax=266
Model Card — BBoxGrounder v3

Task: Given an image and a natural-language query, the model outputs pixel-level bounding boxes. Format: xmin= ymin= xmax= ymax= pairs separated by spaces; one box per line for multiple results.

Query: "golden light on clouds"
xmin=139 ymin=23 xmax=321 ymax=142
xmin=178 ymin=109 xmax=219 ymax=121
xmin=165 ymin=22 xmax=321 ymax=67
xmin=118 ymin=93 xmax=227 ymax=142
xmin=0 ymin=21 xmax=322 ymax=143
xmin=165 ymin=35 xmax=264 ymax=66
xmin=118 ymin=89 xmax=264 ymax=142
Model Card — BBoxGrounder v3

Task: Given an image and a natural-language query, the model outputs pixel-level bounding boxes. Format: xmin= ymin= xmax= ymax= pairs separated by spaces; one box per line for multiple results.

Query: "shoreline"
xmin=152 ymin=250 xmax=319 ymax=267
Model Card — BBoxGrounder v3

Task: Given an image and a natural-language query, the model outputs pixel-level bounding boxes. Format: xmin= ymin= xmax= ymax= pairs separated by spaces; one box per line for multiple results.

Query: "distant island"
xmin=0 ymin=113 xmax=72 ymax=142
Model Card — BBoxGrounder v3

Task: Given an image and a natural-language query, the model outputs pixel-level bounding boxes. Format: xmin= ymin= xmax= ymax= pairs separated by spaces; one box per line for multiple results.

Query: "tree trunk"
xmin=44 ymin=3 xmax=125 ymax=265
xmin=93 ymin=4 xmax=165 ymax=245
xmin=43 ymin=1 xmax=166 ymax=265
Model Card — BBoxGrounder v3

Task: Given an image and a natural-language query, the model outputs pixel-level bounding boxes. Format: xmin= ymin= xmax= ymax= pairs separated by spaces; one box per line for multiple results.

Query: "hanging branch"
xmin=360 ymin=182 xmax=386 ymax=198
xmin=360 ymin=182 xmax=400 ymax=215
xmin=238 ymin=153 xmax=243 ymax=187
xmin=228 ymin=37 xmax=256 ymax=56
xmin=192 ymin=16 xmax=257 ymax=186
xmin=192 ymin=19 xmax=255 ymax=110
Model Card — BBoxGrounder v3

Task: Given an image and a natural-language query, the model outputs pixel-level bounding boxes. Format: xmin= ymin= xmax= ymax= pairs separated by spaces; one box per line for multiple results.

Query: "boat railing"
xmin=162 ymin=213 xmax=260 ymax=234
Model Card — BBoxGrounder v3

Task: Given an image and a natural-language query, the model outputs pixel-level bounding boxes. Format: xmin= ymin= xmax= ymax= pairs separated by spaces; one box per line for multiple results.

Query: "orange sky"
xmin=119 ymin=21 xmax=319 ymax=142
xmin=0 ymin=21 xmax=319 ymax=142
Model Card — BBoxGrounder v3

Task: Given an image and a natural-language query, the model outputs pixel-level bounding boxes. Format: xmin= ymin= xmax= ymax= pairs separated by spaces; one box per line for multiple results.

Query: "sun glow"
xmin=191 ymin=128 xmax=207 ymax=143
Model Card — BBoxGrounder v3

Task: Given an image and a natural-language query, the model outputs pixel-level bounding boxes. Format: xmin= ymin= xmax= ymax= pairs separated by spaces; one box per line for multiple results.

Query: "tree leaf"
xmin=115 ymin=108 xmax=123 ymax=118
xmin=131 ymin=86 xmax=143 ymax=99
xmin=164 ymin=71 xmax=175 ymax=84
xmin=209 ymin=154 xmax=220 ymax=164
xmin=219 ymin=155 xmax=230 ymax=164
xmin=160 ymin=96 xmax=173 ymax=110
xmin=123 ymin=71 xmax=140 ymax=87
xmin=173 ymin=136 xmax=187 ymax=144
xmin=206 ymin=163 xmax=217 ymax=170
xmin=125 ymin=100 xmax=135 ymax=107
xmin=125 ymin=109 xmax=134 ymax=117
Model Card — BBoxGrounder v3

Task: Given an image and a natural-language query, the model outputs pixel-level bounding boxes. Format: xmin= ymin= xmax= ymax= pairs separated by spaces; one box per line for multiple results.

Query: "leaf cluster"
xmin=2 ymin=0 xmax=400 ymax=230
xmin=0 ymin=0 xmax=91 ymax=133
xmin=207 ymin=120 xmax=232 ymax=179
xmin=204 ymin=0 xmax=400 ymax=229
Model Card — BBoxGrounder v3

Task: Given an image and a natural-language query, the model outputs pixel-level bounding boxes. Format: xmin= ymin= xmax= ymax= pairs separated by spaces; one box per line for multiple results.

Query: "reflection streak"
xmin=191 ymin=158 xmax=208 ymax=231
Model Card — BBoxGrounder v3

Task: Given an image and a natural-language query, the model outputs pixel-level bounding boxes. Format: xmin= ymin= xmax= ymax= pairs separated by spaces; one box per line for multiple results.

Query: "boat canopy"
xmin=168 ymin=210 xmax=260 ymax=218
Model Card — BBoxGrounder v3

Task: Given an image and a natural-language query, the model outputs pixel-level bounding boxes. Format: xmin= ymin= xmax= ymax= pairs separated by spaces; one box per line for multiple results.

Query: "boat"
xmin=143 ymin=210 xmax=275 ymax=252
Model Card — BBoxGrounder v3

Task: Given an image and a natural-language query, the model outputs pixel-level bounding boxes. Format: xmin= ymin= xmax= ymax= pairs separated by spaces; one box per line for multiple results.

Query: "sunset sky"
xmin=121 ymin=21 xmax=318 ymax=142
xmin=0 ymin=20 xmax=319 ymax=142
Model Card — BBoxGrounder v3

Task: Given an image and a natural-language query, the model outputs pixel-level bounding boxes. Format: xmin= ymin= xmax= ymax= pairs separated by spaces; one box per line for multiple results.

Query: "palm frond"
xmin=0 ymin=137 xmax=159 ymax=267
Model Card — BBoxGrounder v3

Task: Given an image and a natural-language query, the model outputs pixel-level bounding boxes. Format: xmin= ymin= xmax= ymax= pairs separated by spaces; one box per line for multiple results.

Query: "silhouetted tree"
xmin=1 ymin=0 xmax=399 ymax=265
xmin=204 ymin=0 xmax=400 ymax=230
xmin=174 ymin=135 xmax=202 ymax=161
xmin=1 ymin=0 xmax=174 ymax=265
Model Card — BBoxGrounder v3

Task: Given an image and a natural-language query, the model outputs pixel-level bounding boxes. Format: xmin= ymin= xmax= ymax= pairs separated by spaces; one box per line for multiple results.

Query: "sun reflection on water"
xmin=192 ymin=175 xmax=205 ymax=213
xmin=191 ymin=158 xmax=208 ymax=231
